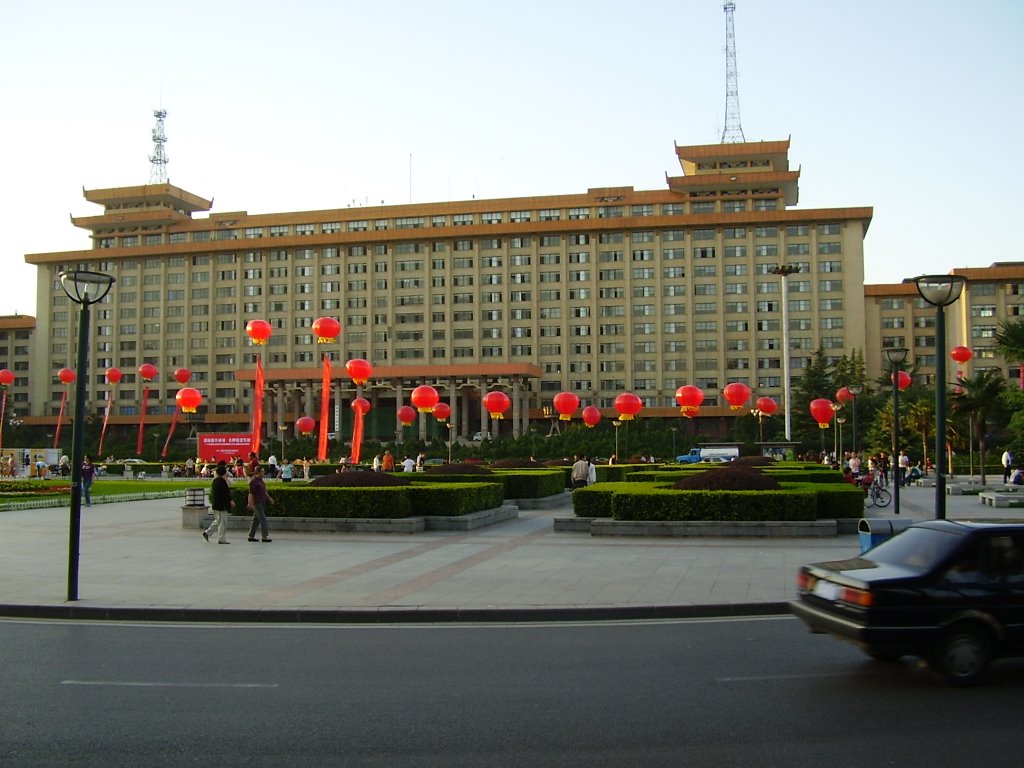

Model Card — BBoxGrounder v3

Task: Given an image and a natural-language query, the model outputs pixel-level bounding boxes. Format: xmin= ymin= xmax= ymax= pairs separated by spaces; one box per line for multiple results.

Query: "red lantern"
xmin=138 ymin=363 xmax=158 ymax=382
xmin=581 ymin=405 xmax=602 ymax=428
xmin=175 ymin=387 xmax=203 ymax=413
xmin=352 ymin=397 xmax=370 ymax=415
xmin=675 ymin=385 xmax=704 ymax=417
xmin=890 ymin=370 xmax=912 ymax=391
xmin=295 ymin=416 xmax=316 ymax=435
xmin=173 ymin=367 xmax=191 ymax=385
xmin=105 ymin=367 xmax=123 ymax=385
xmin=397 ymin=405 xmax=417 ymax=426
xmin=312 ymin=317 xmax=342 ymax=343
xmin=722 ymin=382 xmax=751 ymax=410
xmin=835 ymin=387 xmax=853 ymax=405
xmin=950 ymin=346 xmax=973 ymax=365
xmin=483 ymin=390 xmax=511 ymax=419
xmin=345 ymin=358 xmax=373 ymax=385
xmin=411 ymin=385 xmax=440 ymax=413
xmin=431 ymin=402 xmax=451 ymax=422
xmin=245 ymin=319 xmax=272 ymax=345
xmin=614 ymin=392 xmax=643 ymax=421
xmin=552 ymin=391 xmax=579 ymax=421
xmin=57 ymin=368 xmax=76 ymax=385
xmin=755 ymin=396 xmax=778 ymax=416
xmin=0 ymin=369 xmax=13 ymax=387
xmin=809 ymin=398 xmax=835 ymax=429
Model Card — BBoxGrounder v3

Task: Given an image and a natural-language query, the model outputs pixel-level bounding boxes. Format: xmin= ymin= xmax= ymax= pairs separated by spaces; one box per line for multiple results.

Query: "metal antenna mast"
xmin=720 ymin=1 xmax=745 ymax=143
xmin=149 ymin=109 xmax=169 ymax=183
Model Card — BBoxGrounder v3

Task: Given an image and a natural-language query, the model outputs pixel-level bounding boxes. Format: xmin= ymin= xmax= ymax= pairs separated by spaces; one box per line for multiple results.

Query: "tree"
xmin=903 ymin=399 xmax=934 ymax=469
xmin=790 ymin=347 xmax=835 ymax=454
xmin=950 ymin=369 xmax=1007 ymax=484
xmin=994 ymin=317 xmax=1024 ymax=389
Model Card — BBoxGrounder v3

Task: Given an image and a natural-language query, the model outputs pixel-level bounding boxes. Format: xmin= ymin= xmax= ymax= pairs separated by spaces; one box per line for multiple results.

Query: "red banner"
xmin=136 ymin=385 xmax=150 ymax=455
xmin=98 ymin=391 xmax=113 ymax=456
xmin=0 ymin=389 xmax=6 ymax=452
xmin=251 ymin=356 xmax=264 ymax=456
xmin=54 ymin=390 xmax=68 ymax=449
xmin=162 ymin=405 xmax=180 ymax=458
xmin=317 ymin=355 xmax=330 ymax=461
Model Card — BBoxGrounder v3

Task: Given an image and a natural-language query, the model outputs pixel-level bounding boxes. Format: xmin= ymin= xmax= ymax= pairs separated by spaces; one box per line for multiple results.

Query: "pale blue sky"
xmin=2 ymin=0 xmax=1021 ymax=316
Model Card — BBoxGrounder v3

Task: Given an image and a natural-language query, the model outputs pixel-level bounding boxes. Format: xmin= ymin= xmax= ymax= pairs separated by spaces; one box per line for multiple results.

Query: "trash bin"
xmin=184 ymin=488 xmax=207 ymax=507
xmin=858 ymin=518 xmax=917 ymax=553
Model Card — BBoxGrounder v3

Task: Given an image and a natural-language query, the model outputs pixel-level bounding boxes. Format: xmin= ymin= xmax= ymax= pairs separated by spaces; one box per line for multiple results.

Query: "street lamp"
xmin=769 ymin=264 xmax=801 ymax=440
xmin=836 ymin=416 xmax=846 ymax=459
xmin=612 ymin=419 xmax=622 ymax=461
xmin=885 ymin=346 xmax=909 ymax=515
xmin=669 ymin=426 xmax=678 ymax=459
xmin=750 ymin=408 xmax=767 ymax=444
xmin=830 ymin=403 xmax=842 ymax=461
xmin=915 ymin=274 xmax=966 ymax=519
xmin=847 ymin=384 xmax=863 ymax=455
xmin=447 ymin=422 xmax=455 ymax=464
xmin=60 ymin=270 xmax=115 ymax=601
xmin=278 ymin=424 xmax=288 ymax=460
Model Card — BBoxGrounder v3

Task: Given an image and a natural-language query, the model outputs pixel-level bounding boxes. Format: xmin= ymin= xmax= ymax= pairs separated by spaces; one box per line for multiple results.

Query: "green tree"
xmin=903 ymin=398 xmax=934 ymax=469
xmin=950 ymin=369 xmax=1007 ymax=483
xmin=994 ymin=317 xmax=1024 ymax=370
xmin=791 ymin=347 xmax=835 ymax=454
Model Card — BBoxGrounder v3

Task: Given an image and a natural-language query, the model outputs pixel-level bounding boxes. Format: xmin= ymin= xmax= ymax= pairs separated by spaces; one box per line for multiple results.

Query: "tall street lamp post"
xmin=612 ymin=420 xmax=622 ymax=460
xmin=447 ymin=422 xmax=455 ymax=464
xmin=836 ymin=416 xmax=846 ymax=458
xmin=769 ymin=264 xmax=801 ymax=440
xmin=830 ymin=403 xmax=842 ymax=461
xmin=847 ymin=384 xmax=863 ymax=455
xmin=885 ymin=347 xmax=910 ymax=515
xmin=915 ymin=275 xmax=966 ymax=520
xmin=278 ymin=424 xmax=288 ymax=460
xmin=60 ymin=270 xmax=115 ymax=601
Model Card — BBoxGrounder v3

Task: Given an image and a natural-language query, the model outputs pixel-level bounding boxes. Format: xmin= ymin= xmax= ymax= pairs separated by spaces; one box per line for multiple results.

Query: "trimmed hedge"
xmin=409 ymin=469 xmax=564 ymax=499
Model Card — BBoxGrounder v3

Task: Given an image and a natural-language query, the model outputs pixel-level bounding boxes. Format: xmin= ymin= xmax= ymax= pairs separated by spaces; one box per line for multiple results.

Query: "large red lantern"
xmin=675 ymin=385 xmax=704 ymax=417
xmin=950 ymin=346 xmax=973 ymax=365
xmin=581 ymin=405 xmax=602 ymax=428
xmin=105 ymin=367 xmax=123 ymax=385
xmin=295 ymin=416 xmax=316 ymax=435
xmin=755 ymin=396 xmax=778 ymax=416
xmin=0 ymin=369 xmax=13 ymax=387
xmin=431 ymin=402 xmax=451 ymax=422
xmin=411 ymin=385 xmax=440 ymax=413
xmin=345 ymin=358 xmax=373 ymax=385
xmin=352 ymin=397 xmax=370 ymax=415
xmin=482 ymin=390 xmax=511 ymax=419
xmin=312 ymin=317 xmax=342 ymax=343
xmin=835 ymin=387 xmax=853 ymax=405
xmin=809 ymin=398 xmax=835 ymax=429
xmin=138 ymin=363 xmax=158 ymax=382
xmin=397 ymin=405 xmax=417 ymax=426
xmin=890 ymin=370 xmax=912 ymax=391
xmin=552 ymin=391 xmax=579 ymax=421
xmin=614 ymin=392 xmax=643 ymax=421
xmin=245 ymin=319 xmax=272 ymax=345
xmin=173 ymin=367 xmax=191 ymax=385
xmin=175 ymin=387 xmax=203 ymax=413
xmin=57 ymin=368 xmax=76 ymax=385
xmin=722 ymin=382 xmax=751 ymax=410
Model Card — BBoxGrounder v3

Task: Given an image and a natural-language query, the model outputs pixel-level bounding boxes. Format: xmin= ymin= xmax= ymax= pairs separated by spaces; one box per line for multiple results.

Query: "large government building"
xmin=11 ymin=137 xmax=1023 ymax=443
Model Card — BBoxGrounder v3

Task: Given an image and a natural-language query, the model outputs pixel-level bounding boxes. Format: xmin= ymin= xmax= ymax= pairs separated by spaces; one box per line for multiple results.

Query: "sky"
xmin=2 ymin=0 xmax=1022 ymax=318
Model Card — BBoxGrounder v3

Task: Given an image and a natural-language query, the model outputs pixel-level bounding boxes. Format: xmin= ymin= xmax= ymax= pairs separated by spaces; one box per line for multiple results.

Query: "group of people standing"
xmin=570 ymin=455 xmax=598 ymax=489
xmin=202 ymin=455 xmax=275 ymax=545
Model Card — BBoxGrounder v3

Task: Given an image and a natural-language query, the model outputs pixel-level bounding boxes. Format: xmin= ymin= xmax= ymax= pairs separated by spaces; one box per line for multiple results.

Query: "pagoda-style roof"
xmin=82 ymin=182 xmax=212 ymax=214
xmin=674 ymin=139 xmax=792 ymax=175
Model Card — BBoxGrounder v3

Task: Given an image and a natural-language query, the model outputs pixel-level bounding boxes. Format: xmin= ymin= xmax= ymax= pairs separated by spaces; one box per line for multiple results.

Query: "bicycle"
xmin=862 ymin=474 xmax=892 ymax=508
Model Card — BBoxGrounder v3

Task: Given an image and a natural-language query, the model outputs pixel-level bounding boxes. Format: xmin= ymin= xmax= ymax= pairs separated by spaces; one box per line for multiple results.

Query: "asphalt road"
xmin=3 ymin=617 xmax=1022 ymax=767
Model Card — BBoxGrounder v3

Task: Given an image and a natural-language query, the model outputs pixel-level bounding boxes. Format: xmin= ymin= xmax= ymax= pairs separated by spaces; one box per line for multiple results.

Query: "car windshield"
xmin=865 ymin=527 xmax=965 ymax=573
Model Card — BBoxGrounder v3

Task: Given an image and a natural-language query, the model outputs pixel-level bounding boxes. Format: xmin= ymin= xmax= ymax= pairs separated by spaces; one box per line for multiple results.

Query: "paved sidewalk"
xmin=0 ymin=482 xmax=1019 ymax=623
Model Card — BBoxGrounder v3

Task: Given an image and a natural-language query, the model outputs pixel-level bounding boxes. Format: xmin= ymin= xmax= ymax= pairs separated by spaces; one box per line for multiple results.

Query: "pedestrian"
xmin=247 ymin=451 xmax=261 ymax=477
xmin=587 ymin=456 xmax=597 ymax=485
xmin=246 ymin=465 xmax=274 ymax=542
xmin=570 ymin=455 xmax=589 ymax=489
xmin=381 ymin=450 xmax=395 ymax=471
xmin=279 ymin=457 xmax=293 ymax=482
xmin=1002 ymin=449 xmax=1014 ymax=484
xmin=402 ymin=455 xmax=416 ymax=472
xmin=267 ymin=453 xmax=278 ymax=478
xmin=372 ymin=453 xmax=382 ymax=472
xmin=204 ymin=464 xmax=234 ymax=544
xmin=898 ymin=450 xmax=910 ymax=487
xmin=415 ymin=452 xmax=426 ymax=470
xmin=82 ymin=456 xmax=95 ymax=506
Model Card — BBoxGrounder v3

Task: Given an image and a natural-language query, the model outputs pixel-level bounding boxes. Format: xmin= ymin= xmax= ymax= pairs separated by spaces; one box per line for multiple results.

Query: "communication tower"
xmin=149 ymin=109 xmax=169 ymax=183
xmin=720 ymin=1 xmax=745 ymax=143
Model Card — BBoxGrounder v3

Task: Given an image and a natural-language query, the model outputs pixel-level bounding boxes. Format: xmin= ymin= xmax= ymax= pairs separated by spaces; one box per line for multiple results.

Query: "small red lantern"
xmin=245 ymin=319 xmax=272 ymax=345
xmin=57 ymin=368 xmax=76 ymax=385
xmin=675 ymin=385 xmax=704 ymax=417
xmin=176 ymin=387 xmax=203 ymax=413
xmin=482 ymin=390 xmax=511 ymax=419
xmin=173 ymin=367 xmax=191 ymax=385
xmin=138 ymin=363 xmax=158 ymax=382
xmin=835 ymin=387 xmax=853 ymax=405
xmin=397 ymin=405 xmax=417 ymax=426
xmin=581 ymin=405 xmax=602 ymax=428
xmin=431 ymin=402 xmax=451 ymax=422
xmin=614 ymin=392 xmax=643 ymax=421
xmin=105 ymin=367 xmax=123 ymax=385
xmin=312 ymin=317 xmax=342 ymax=343
xmin=809 ymin=398 xmax=835 ymax=429
xmin=891 ymin=370 xmax=912 ymax=391
xmin=950 ymin=346 xmax=973 ymax=365
xmin=295 ymin=416 xmax=316 ymax=435
xmin=552 ymin=391 xmax=579 ymax=421
xmin=411 ymin=385 xmax=440 ymax=413
xmin=345 ymin=358 xmax=373 ymax=385
xmin=0 ymin=369 xmax=13 ymax=387
xmin=352 ymin=397 xmax=370 ymax=415
xmin=755 ymin=396 xmax=778 ymax=416
xmin=722 ymin=382 xmax=751 ymax=410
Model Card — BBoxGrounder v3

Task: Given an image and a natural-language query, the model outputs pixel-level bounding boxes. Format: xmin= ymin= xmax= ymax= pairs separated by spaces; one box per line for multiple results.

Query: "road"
xmin=2 ymin=616 xmax=1021 ymax=767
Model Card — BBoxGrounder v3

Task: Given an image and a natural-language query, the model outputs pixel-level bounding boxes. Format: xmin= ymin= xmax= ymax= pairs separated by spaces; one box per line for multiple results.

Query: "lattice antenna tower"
xmin=720 ymin=1 xmax=746 ymax=143
xmin=149 ymin=109 xmax=169 ymax=183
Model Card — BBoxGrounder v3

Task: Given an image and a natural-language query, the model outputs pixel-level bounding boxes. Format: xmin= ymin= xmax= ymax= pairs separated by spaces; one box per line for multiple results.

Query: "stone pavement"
xmin=0 ymin=481 xmax=1019 ymax=623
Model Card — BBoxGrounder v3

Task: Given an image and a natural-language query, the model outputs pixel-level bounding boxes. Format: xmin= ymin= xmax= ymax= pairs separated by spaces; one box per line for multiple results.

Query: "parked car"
xmin=790 ymin=520 xmax=1024 ymax=686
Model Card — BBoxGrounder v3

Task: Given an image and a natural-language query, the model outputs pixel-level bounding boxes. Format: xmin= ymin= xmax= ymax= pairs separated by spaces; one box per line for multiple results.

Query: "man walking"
xmin=571 ymin=455 xmax=589 ymax=489
xmin=1002 ymin=449 xmax=1014 ymax=484
xmin=246 ymin=466 xmax=274 ymax=542
xmin=204 ymin=464 xmax=234 ymax=544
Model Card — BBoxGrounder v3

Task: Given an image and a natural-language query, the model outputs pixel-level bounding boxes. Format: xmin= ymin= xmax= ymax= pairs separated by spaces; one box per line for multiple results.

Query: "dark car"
xmin=790 ymin=520 xmax=1024 ymax=686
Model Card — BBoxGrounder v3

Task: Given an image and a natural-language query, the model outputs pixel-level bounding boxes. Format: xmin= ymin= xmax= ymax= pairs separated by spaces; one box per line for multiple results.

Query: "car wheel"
xmin=929 ymin=623 xmax=992 ymax=687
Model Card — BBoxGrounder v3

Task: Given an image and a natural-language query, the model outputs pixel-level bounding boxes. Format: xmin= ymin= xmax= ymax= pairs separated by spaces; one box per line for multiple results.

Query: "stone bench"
xmin=979 ymin=492 xmax=1021 ymax=508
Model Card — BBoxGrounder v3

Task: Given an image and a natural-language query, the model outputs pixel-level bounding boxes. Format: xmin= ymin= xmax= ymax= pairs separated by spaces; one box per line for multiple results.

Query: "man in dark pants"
xmin=246 ymin=465 xmax=274 ymax=542
xmin=204 ymin=464 xmax=234 ymax=544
